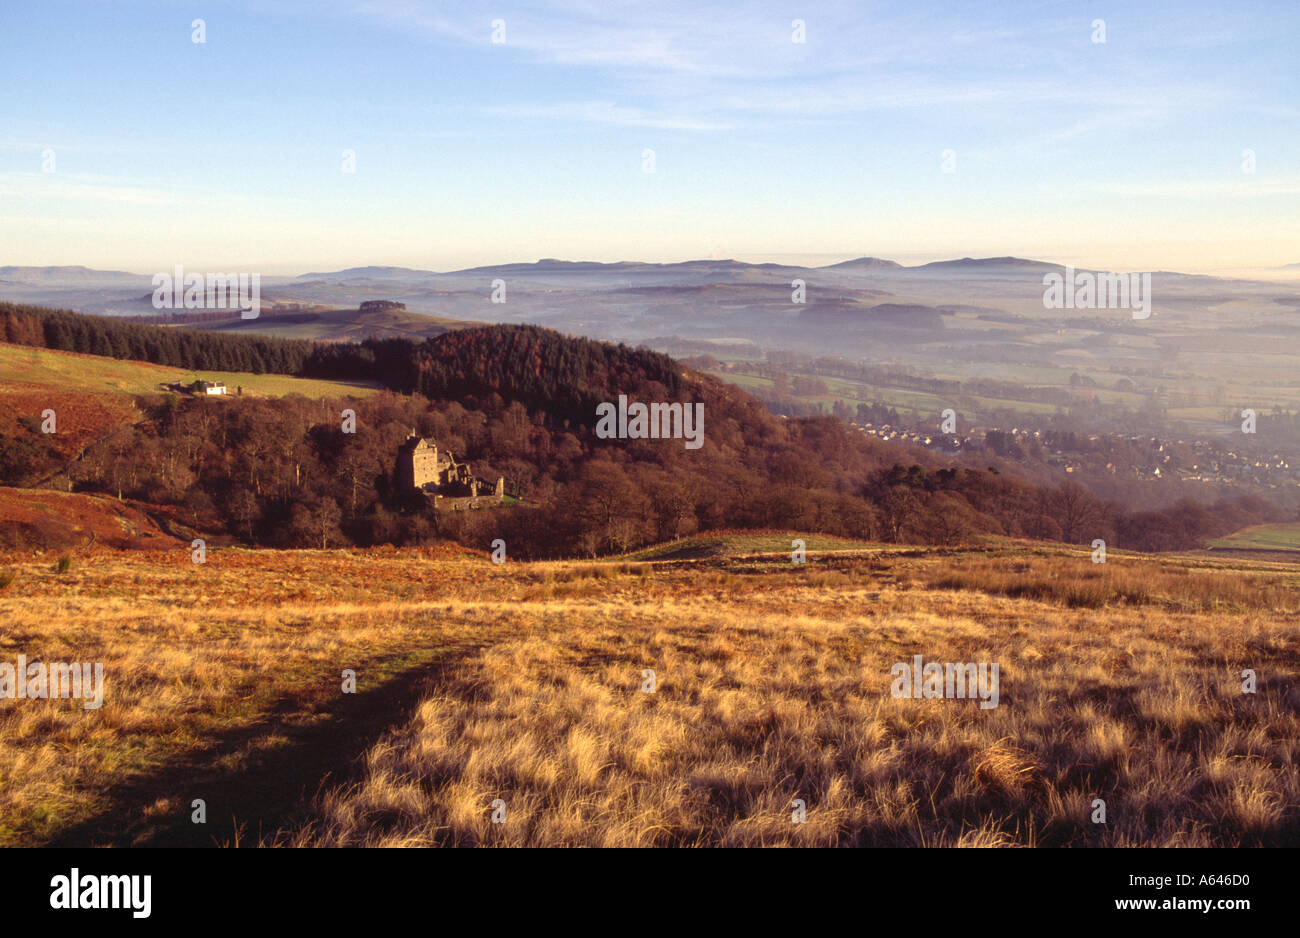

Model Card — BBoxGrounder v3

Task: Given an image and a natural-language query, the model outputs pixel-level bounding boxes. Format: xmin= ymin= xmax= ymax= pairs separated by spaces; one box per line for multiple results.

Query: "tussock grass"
xmin=922 ymin=553 xmax=1300 ymax=612
xmin=0 ymin=542 xmax=1297 ymax=847
xmin=285 ymin=550 xmax=1299 ymax=848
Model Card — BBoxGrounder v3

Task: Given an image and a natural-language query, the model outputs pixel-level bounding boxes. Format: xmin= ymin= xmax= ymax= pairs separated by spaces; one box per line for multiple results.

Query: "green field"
xmin=618 ymin=531 xmax=880 ymax=561
xmin=703 ymin=338 xmax=1300 ymax=440
xmin=0 ymin=342 xmax=381 ymax=399
xmin=1207 ymin=523 xmax=1300 ymax=552
xmin=710 ymin=367 xmax=1067 ymax=424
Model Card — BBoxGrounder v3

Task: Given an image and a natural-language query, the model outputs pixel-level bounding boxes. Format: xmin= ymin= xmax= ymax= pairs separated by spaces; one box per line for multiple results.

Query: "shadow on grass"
xmin=48 ymin=643 xmax=483 ymax=848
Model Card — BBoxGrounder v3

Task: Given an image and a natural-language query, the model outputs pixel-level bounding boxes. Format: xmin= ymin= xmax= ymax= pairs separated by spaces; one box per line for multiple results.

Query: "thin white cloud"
xmin=479 ymin=100 xmax=733 ymax=131
xmin=325 ymin=0 xmax=1246 ymax=137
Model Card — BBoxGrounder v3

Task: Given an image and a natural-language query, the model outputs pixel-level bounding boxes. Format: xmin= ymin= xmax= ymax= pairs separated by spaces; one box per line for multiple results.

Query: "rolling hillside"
xmin=1208 ymin=522 xmax=1300 ymax=553
xmin=0 ymin=343 xmax=387 ymax=549
xmin=0 ymin=342 xmax=381 ymax=399
xmin=178 ymin=306 xmax=478 ymax=342
xmin=0 ymin=487 xmax=184 ymax=550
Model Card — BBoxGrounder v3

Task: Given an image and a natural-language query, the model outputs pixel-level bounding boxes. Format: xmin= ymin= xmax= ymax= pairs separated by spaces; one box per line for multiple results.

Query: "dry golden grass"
xmin=0 ymin=542 xmax=1296 ymax=847
xmin=920 ymin=548 xmax=1300 ymax=613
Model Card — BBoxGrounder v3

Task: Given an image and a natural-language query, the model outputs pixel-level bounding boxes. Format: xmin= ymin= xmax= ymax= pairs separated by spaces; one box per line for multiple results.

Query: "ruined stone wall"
xmin=434 ymin=494 xmax=506 ymax=511
xmin=397 ymin=436 xmax=508 ymax=507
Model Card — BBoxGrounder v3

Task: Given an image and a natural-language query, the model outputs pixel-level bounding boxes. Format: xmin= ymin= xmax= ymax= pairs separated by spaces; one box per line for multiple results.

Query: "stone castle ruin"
xmin=396 ymin=430 xmax=505 ymax=510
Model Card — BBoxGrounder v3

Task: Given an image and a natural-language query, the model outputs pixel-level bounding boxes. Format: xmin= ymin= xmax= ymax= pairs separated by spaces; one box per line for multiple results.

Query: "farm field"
xmin=703 ymin=364 xmax=1103 ymax=427
xmin=700 ymin=350 xmax=1300 ymax=441
xmin=0 ymin=539 xmax=1296 ymax=848
xmin=0 ymin=342 xmax=381 ymax=400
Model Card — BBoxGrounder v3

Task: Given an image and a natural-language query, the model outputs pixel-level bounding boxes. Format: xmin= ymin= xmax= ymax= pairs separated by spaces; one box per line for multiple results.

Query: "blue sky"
xmin=1 ymin=0 xmax=1297 ymax=274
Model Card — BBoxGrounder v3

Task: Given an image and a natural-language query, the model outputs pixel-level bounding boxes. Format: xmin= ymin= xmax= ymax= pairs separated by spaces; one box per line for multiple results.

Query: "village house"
xmin=165 ymin=379 xmax=228 ymax=396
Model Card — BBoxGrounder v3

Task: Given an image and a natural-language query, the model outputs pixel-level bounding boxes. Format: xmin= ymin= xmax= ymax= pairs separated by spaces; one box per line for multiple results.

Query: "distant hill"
xmin=272 ymin=255 xmax=1226 ymax=280
xmin=410 ymin=324 xmax=698 ymax=426
xmin=300 ymin=257 xmax=843 ymax=281
xmin=295 ymin=266 xmax=437 ymax=282
xmin=910 ymin=256 xmax=1061 ymax=272
xmin=822 ymin=257 xmax=903 ymax=270
xmin=0 ymin=265 xmax=148 ymax=285
xmin=177 ymin=305 xmax=476 ymax=342
xmin=454 ymin=258 xmax=803 ymax=278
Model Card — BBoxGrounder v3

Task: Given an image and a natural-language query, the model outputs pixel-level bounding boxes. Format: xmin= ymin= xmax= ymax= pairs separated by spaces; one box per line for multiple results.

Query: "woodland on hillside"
xmin=0 ymin=304 xmax=1288 ymax=556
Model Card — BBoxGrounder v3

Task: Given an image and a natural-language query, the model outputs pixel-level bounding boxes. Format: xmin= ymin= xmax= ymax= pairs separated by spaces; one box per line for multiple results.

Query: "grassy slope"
xmin=0 ymin=540 xmax=1295 ymax=848
xmin=0 ymin=487 xmax=183 ymax=550
xmin=0 ymin=342 xmax=381 ymax=399
xmin=0 ymin=343 xmax=384 ymax=521
xmin=1208 ymin=522 xmax=1300 ymax=552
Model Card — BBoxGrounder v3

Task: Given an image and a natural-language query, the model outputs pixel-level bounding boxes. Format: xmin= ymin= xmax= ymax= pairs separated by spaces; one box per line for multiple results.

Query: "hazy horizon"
xmin=6 ymin=252 xmax=1300 ymax=281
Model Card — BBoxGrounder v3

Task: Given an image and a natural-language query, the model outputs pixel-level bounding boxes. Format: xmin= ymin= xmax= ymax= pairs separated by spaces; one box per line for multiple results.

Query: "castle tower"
xmin=396 ymin=431 xmax=440 ymax=492
xmin=396 ymin=432 xmax=508 ymax=503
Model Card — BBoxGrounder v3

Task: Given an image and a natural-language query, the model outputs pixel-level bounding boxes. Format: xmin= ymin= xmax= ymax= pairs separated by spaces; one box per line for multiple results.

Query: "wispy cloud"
xmin=479 ymin=100 xmax=733 ymax=131
xmin=333 ymin=0 xmax=1247 ymax=136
